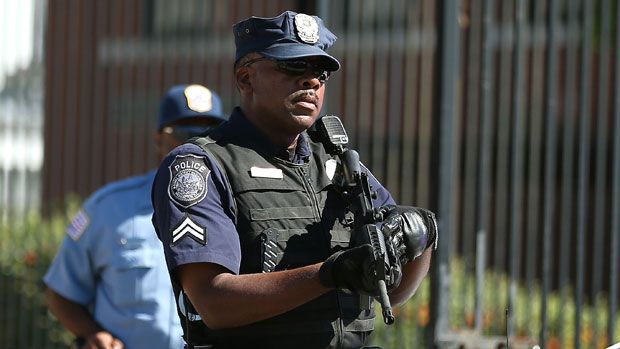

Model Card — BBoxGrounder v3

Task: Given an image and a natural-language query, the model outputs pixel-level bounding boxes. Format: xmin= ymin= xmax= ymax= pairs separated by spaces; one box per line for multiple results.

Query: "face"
xmin=154 ymin=118 xmax=222 ymax=159
xmin=239 ymin=56 xmax=332 ymax=139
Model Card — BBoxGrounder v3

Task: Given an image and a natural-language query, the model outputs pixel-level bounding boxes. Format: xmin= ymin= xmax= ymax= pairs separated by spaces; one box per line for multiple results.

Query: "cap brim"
xmin=260 ymin=43 xmax=340 ymax=71
xmin=159 ymin=113 xmax=227 ymax=130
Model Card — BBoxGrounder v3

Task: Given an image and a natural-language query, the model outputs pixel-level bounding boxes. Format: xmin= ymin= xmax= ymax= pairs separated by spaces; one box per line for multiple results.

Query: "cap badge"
xmin=294 ymin=13 xmax=319 ymax=44
xmin=184 ymin=84 xmax=213 ymax=112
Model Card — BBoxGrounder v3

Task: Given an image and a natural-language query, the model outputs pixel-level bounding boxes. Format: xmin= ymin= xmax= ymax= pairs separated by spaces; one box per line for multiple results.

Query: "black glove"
xmin=319 ymin=243 xmax=403 ymax=296
xmin=319 ymin=244 xmax=381 ymax=295
xmin=381 ymin=205 xmax=438 ymax=264
xmin=384 ymin=237 xmax=403 ymax=291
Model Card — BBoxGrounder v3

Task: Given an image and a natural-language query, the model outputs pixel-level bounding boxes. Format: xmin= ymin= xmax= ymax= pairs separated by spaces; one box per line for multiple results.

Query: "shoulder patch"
xmin=171 ymin=214 xmax=207 ymax=246
xmin=67 ymin=209 xmax=90 ymax=241
xmin=168 ymin=154 xmax=211 ymax=208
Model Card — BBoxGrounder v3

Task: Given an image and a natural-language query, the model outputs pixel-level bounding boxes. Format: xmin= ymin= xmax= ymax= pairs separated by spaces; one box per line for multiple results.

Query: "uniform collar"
xmin=225 ymin=107 xmax=312 ymax=164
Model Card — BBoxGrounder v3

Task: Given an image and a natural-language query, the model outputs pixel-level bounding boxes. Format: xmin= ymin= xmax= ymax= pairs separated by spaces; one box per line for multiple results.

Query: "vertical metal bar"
xmin=370 ymin=0 xmax=388 ymax=181
xmin=493 ymin=0 xmax=513 ymax=291
xmin=475 ymin=231 xmax=487 ymax=333
xmin=475 ymin=0 xmax=493 ymax=333
xmin=508 ymin=0 xmax=525 ymax=341
xmin=415 ymin=0 xmax=436 ymax=206
xmin=609 ymin=1 xmax=620 ymax=341
xmin=316 ymin=0 xmax=330 ymax=116
xmin=462 ymin=0 xmax=482 ymax=288
xmin=491 ymin=1 xmax=514 ymax=331
xmin=575 ymin=0 xmax=593 ymax=347
xmin=342 ymin=0 xmax=361 ymax=150
xmin=357 ymin=0 xmax=375 ymax=167
xmin=541 ymin=0 xmax=559 ymax=346
xmin=559 ymin=2 xmax=579 ymax=338
xmin=430 ymin=0 xmax=459 ymax=347
xmin=385 ymin=0 xmax=406 ymax=198
xmin=399 ymin=0 xmax=422 ymax=206
xmin=525 ymin=4 xmax=545 ymax=325
xmin=592 ymin=1 xmax=611 ymax=341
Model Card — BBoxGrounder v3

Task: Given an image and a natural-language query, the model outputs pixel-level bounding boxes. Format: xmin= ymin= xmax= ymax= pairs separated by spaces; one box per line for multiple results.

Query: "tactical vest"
xmin=185 ymin=129 xmax=375 ymax=349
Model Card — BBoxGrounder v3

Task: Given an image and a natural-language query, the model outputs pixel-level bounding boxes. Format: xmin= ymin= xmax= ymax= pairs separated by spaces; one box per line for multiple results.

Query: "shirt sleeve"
xmin=43 ymin=205 xmax=98 ymax=305
xmin=151 ymin=143 xmax=241 ymax=274
xmin=361 ymin=163 xmax=396 ymax=206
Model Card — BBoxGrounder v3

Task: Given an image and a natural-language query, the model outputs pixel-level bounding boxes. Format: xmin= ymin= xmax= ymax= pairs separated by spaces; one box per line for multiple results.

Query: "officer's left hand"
xmin=380 ymin=205 xmax=438 ymax=264
xmin=81 ymin=331 xmax=124 ymax=349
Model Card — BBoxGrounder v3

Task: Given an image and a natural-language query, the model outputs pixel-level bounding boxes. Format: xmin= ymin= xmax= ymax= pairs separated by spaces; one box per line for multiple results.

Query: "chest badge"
xmin=325 ymin=159 xmax=337 ymax=180
xmin=250 ymin=166 xmax=283 ymax=179
xmin=168 ymin=154 xmax=211 ymax=208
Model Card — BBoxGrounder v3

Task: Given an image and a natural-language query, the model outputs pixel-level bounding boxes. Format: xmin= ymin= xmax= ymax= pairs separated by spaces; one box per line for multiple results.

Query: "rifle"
xmin=311 ymin=115 xmax=396 ymax=325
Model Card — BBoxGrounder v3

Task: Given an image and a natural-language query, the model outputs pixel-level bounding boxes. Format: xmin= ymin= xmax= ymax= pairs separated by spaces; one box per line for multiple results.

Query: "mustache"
xmin=290 ymin=90 xmax=319 ymax=105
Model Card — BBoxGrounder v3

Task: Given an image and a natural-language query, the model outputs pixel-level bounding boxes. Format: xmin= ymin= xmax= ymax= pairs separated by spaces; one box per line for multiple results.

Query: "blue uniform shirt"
xmin=151 ymin=109 xmax=395 ymax=276
xmin=44 ymin=171 xmax=184 ymax=349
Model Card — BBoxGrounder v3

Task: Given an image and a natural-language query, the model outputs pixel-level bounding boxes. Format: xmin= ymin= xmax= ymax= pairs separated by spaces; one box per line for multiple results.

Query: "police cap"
xmin=158 ymin=84 xmax=227 ymax=130
xmin=233 ymin=11 xmax=340 ymax=72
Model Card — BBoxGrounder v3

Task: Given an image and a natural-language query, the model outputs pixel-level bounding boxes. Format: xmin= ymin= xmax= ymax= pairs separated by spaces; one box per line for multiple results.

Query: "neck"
xmin=240 ymin=106 xmax=300 ymax=149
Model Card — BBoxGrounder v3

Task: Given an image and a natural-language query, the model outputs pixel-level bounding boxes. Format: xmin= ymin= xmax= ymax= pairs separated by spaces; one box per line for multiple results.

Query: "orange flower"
xmin=464 ymin=312 xmax=475 ymax=327
xmin=23 ymin=250 xmax=38 ymax=267
xmin=581 ymin=326 xmax=593 ymax=345
xmin=547 ymin=336 xmax=561 ymax=349
xmin=417 ymin=304 xmax=430 ymax=326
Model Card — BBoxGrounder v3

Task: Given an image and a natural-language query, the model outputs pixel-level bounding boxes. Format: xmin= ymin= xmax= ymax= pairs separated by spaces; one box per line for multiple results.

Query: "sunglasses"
xmin=242 ymin=57 xmax=332 ymax=83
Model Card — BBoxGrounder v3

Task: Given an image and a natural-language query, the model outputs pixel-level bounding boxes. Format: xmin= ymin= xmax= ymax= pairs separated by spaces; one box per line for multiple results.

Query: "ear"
xmin=235 ymin=67 xmax=253 ymax=94
xmin=153 ymin=132 xmax=175 ymax=160
xmin=153 ymin=133 xmax=165 ymax=158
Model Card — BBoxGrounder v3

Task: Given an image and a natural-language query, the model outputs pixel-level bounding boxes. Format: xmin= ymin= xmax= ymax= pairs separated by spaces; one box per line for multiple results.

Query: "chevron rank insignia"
xmin=171 ymin=214 xmax=207 ymax=246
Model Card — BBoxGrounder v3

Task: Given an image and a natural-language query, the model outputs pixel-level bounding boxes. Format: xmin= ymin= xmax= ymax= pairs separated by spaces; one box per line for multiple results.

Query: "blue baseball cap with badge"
xmin=233 ymin=11 xmax=340 ymax=72
xmin=158 ymin=84 xmax=227 ymax=132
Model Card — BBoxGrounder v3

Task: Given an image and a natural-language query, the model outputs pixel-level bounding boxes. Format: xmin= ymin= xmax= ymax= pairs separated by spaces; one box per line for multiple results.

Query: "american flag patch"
xmin=67 ymin=209 xmax=90 ymax=241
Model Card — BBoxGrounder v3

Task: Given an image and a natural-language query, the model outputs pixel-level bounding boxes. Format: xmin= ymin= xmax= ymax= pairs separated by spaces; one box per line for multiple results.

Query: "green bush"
xmin=0 ymin=201 xmax=79 ymax=348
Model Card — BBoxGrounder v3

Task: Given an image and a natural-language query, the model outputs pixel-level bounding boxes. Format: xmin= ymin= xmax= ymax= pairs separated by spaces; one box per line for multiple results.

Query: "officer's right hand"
xmin=319 ymin=244 xmax=379 ymax=295
xmin=82 ymin=331 xmax=124 ymax=349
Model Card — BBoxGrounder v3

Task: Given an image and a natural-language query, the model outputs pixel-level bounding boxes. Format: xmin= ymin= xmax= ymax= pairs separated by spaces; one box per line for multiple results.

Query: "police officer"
xmin=151 ymin=11 xmax=437 ymax=349
xmin=44 ymin=84 xmax=227 ymax=349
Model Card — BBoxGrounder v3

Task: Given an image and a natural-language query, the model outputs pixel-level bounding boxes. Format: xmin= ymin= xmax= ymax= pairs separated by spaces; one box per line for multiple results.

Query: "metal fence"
xmin=0 ymin=0 xmax=619 ymax=348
